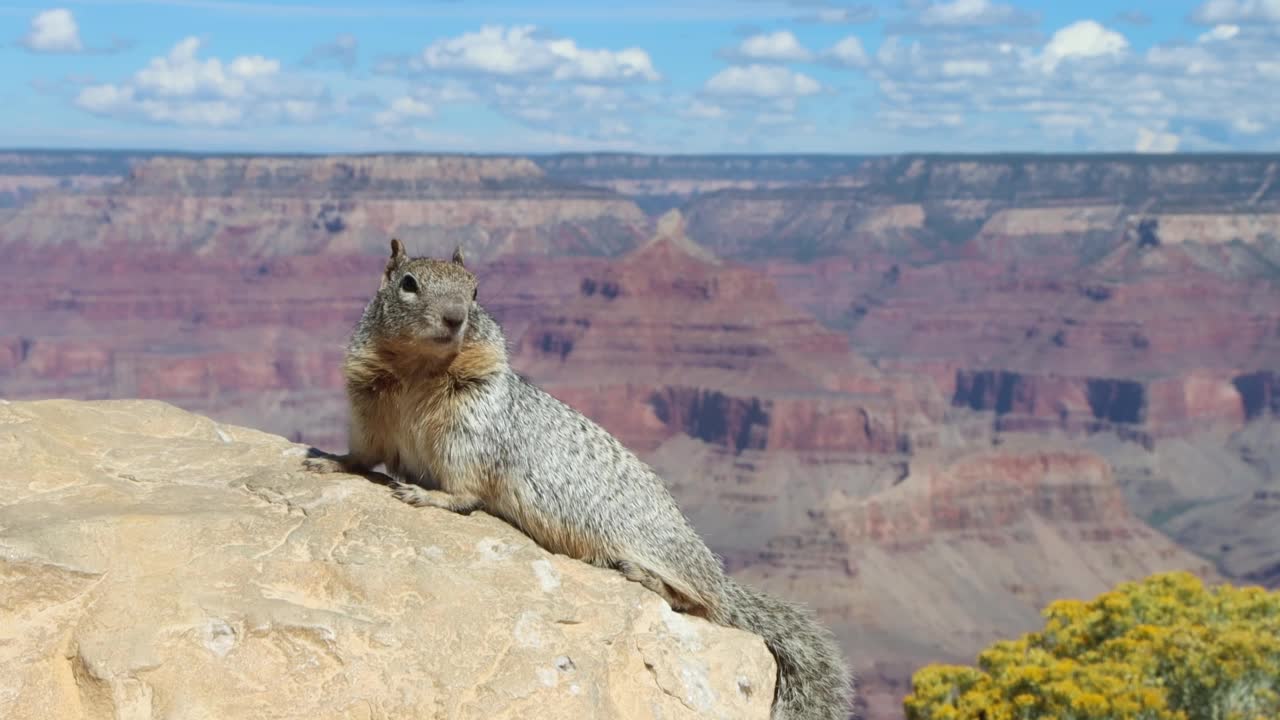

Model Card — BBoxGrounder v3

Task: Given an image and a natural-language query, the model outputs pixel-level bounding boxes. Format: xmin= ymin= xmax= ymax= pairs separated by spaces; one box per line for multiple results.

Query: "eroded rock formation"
xmin=0 ymin=399 xmax=775 ymax=720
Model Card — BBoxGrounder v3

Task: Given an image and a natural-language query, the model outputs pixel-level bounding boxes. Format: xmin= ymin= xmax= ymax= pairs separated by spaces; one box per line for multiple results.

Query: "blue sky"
xmin=4 ymin=0 xmax=1279 ymax=153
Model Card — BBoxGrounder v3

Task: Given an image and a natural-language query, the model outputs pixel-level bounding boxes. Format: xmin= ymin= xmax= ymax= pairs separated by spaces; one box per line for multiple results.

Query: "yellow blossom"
xmin=905 ymin=572 xmax=1280 ymax=720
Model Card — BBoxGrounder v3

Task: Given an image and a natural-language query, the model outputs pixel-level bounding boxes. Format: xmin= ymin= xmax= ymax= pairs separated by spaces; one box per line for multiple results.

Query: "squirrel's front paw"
xmin=303 ymin=456 xmax=347 ymax=474
xmin=391 ymin=483 xmax=484 ymax=515
xmin=391 ymin=482 xmax=433 ymax=506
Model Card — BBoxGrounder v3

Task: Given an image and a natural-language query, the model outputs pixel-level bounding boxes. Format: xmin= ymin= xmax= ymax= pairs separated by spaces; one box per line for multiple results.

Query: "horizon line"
xmin=6 ymin=147 xmax=1280 ymax=160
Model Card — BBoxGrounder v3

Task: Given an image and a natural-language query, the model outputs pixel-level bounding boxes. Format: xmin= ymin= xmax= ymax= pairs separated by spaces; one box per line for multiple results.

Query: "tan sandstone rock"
xmin=0 ymin=399 xmax=774 ymax=720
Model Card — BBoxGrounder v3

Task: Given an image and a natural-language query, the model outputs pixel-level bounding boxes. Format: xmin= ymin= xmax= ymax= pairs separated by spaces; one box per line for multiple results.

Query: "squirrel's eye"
xmin=472 ymin=287 xmax=478 ymax=301
xmin=399 ymin=275 xmax=419 ymax=294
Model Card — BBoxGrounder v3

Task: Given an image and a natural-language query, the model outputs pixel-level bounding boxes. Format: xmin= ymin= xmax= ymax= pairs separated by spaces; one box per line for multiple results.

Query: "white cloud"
xmin=824 ymin=36 xmax=869 ymax=67
xmin=703 ymin=64 xmax=823 ymax=98
xmin=465 ymin=78 xmax=659 ymax=142
xmin=1145 ymin=45 xmax=1220 ymax=75
xmin=1232 ymin=116 xmax=1265 ymax=133
xmin=1198 ymin=23 xmax=1242 ymax=42
xmin=684 ymin=100 xmax=726 ymax=119
xmin=515 ymin=106 xmax=553 ymax=122
xmin=1191 ymin=0 xmax=1280 ymax=24
xmin=596 ymin=119 xmax=633 ymax=138
xmin=421 ymin=25 xmax=659 ymax=82
xmin=807 ymin=6 xmax=877 ymax=24
xmin=555 ymin=45 xmax=658 ymax=82
xmin=732 ymin=30 xmax=813 ymax=62
xmin=374 ymin=96 xmax=434 ymax=127
xmin=23 ymin=8 xmax=82 ymax=53
xmin=423 ymin=26 xmax=544 ymax=74
xmin=858 ymin=11 xmax=1280 ymax=150
xmin=816 ymin=8 xmax=851 ymax=22
xmin=1036 ymin=113 xmax=1093 ymax=130
xmin=75 ymin=37 xmax=330 ymax=127
xmin=76 ymin=85 xmax=134 ymax=113
xmin=460 ymin=80 xmax=645 ymax=141
xmin=127 ymin=37 xmax=279 ymax=97
xmin=756 ymin=112 xmax=797 ymax=126
xmin=941 ymin=59 xmax=992 ymax=76
xmin=406 ymin=80 xmax=479 ymax=106
xmin=914 ymin=0 xmax=1035 ymax=27
xmin=380 ymin=32 xmax=657 ymax=143
xmin=1034 ymin=20 xmax=1129 ymax=73
xmin=875 ymin=35 xmax=922 ymax=67
xmin=1135 ymin=127 xmax=1180 ymax=152
xmin=881 ymin=108 xmax=964 ymax=129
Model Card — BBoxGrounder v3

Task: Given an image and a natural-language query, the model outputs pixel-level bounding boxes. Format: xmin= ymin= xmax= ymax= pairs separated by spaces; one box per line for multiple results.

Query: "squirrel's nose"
xmin=441 ymin=308 xmax=466 ymax=333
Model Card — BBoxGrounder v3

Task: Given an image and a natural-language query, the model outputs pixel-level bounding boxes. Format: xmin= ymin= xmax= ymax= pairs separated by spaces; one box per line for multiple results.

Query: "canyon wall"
xmin=1 ymin=151 xmax=1277 ymax=720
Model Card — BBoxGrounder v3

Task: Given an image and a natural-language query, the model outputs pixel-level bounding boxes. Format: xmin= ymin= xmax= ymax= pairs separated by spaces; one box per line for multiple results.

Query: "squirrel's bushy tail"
xmin=714 ymin=578 xmax=853 ymax=720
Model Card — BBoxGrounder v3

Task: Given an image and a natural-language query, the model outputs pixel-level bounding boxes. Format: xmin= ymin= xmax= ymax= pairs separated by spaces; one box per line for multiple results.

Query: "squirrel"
xmin=305 ymin=239 xmax=854 ymax=720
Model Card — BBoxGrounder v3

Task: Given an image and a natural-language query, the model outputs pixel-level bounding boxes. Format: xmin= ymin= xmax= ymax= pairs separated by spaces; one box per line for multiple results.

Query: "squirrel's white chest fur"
xmin=382 ymin=377 xmax=508 ymax=501
xmin=380 ymin=376 xmax=586 ymax=559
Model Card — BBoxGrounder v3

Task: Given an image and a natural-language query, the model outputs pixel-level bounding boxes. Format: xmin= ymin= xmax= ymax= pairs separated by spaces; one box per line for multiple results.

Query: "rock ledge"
xmin=0 ymin=399 xmax=774 ymax=720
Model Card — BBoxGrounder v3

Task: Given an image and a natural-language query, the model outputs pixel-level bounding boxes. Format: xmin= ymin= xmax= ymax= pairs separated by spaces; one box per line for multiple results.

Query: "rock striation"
xmin=645 ymin=436 xmax=1220 ymax=720
xmin=684 ymin=154 xmax=1280 ymax=262
xmin=0 ymin=151 xmax=143 ymax=209
xmin=0 ymin=154 xmax=648 ymax=260
xmin=0 ymin=399 xmax=775 ymax=720
xmin=508 ymin=212 xmax=921 ymax=455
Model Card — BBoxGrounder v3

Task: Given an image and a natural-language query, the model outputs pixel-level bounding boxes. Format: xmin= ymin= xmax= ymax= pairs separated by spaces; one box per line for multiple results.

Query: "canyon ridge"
xmin=2 ymin=150 xmax=1277 ymax=720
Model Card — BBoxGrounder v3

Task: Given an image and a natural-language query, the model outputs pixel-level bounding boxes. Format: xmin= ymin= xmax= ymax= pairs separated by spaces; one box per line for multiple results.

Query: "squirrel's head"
xmin=373 ymin=238 xmax=479 ymax=360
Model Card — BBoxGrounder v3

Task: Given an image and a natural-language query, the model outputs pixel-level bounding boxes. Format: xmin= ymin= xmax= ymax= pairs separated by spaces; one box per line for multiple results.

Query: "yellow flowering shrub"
xmin=904 ymin=572 xmax=1280 ymax=720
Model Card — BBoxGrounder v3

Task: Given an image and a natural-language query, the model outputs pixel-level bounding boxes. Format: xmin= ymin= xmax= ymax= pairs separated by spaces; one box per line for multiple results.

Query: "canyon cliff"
xmin=1 ymin=151 xmax=1277 ymax=720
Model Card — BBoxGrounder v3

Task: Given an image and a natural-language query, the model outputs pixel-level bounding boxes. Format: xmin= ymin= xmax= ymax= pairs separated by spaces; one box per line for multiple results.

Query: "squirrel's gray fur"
xmin=306 ymin=239 xmax=854 ymax=720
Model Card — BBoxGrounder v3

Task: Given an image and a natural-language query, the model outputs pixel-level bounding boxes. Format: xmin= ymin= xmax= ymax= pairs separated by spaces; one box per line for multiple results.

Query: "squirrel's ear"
xmin=382 ymin=238 xmax=407 ymax=288
xmin=451 ymin=245 xmax=466 ymax=267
